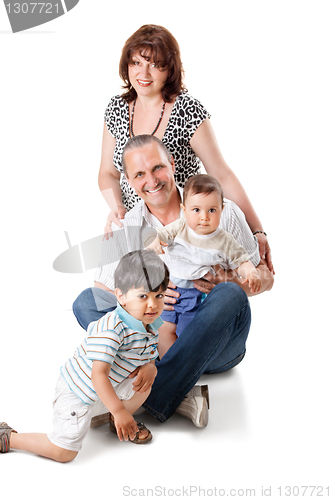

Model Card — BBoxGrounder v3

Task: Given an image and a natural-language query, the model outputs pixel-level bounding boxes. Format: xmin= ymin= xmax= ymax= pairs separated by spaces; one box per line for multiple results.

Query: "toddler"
xmin=0 ymin=250 xmax=169 ymax=461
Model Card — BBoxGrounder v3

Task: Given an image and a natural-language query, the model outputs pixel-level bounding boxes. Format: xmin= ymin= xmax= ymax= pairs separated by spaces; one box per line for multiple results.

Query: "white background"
xmin=1 ymin=1 xmax=332 ymax=498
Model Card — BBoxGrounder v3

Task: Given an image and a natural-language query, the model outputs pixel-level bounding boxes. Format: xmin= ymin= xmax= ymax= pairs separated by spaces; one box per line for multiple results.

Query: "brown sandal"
xmin=109 ymin=414 xmax=152 ymax=444
xmin=90 ymin=412 xmax=110 ymax=428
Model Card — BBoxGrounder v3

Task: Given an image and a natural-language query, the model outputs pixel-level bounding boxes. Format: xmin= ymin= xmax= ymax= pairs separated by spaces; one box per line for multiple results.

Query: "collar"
xmin=141 ymin=186 xmax=184 ymax=227
xmin=115 ymin=303 xmax=163 ymax=335
xmin=187 ymin=225 xmax=220 ymax=240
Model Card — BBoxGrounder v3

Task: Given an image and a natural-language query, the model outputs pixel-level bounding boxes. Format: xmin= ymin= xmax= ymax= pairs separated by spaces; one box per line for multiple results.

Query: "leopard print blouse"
xmin=104 ymin=92 xmax=211 ymax=211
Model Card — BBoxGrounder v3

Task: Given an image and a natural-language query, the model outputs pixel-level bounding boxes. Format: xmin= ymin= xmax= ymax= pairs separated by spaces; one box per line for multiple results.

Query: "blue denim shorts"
xmin=161 ymin=286 xmax=204 ymax=337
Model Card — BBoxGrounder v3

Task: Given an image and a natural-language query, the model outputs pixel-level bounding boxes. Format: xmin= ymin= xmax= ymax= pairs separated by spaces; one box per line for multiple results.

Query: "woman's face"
xmin=128 ymin=52 xmax=168 ymax=100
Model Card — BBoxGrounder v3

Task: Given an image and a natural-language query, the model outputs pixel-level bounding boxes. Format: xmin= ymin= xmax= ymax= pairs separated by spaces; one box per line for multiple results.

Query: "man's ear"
xmin=115 ymin=288 xmax=126 ymax=306
xmin=170 ymin=156 xmax=176 ymax=174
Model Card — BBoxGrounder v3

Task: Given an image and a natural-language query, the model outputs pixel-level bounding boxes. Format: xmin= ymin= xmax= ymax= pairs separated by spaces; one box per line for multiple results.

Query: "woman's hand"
xmin=103 ymin=205 xmax=127 ymax=240
xmin=255 ymin=232 xmax=274 ymax=274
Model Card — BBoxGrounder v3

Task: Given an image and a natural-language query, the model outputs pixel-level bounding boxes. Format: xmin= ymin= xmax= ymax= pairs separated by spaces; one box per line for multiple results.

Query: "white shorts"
xmin=47 ymin=374 xmax=136 ymax=452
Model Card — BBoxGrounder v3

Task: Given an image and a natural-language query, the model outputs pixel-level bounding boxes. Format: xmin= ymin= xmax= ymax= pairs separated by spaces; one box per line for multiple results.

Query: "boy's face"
xmin=116 ymin=286 xmax=166 ymax=326
xmin=182 ymin=191 xmax=223 ymax=235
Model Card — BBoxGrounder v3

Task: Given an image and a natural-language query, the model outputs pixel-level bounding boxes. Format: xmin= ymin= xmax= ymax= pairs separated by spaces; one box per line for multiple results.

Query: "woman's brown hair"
xmin=119 ymin=25 xmax=187 ymax=103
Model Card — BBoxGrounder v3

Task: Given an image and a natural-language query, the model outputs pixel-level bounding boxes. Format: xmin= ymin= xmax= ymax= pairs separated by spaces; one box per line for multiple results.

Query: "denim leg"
xmin=72 ymin=287 xmax=117 ymax=330
xmin=143 ymin=282 xmax=251 ymax=422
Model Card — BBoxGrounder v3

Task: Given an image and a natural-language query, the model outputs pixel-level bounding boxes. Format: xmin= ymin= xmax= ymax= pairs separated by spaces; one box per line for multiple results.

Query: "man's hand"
xmin=129 ymin=363 xmax=157 ymax=393
xmin=193 ymin=266 xmax=236 ymax=293
xmin=163 ymin=280 xmax=180 ymax=311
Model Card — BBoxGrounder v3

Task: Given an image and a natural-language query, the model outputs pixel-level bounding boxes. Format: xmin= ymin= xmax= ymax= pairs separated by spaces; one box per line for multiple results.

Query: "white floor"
xmin=1 ymin=2 xmax=332 ymax=498
xmin=2 ymin=276 xmax=332 ymax=498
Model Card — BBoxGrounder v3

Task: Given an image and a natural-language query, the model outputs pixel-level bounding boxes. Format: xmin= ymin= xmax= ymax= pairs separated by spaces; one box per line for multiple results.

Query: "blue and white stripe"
xmin=61 ymin=305 xmax=160 ymax=405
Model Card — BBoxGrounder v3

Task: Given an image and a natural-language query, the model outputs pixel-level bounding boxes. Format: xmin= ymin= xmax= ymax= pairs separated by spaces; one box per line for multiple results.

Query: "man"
xmin=73 ymin=135 xmax=274 ymax=427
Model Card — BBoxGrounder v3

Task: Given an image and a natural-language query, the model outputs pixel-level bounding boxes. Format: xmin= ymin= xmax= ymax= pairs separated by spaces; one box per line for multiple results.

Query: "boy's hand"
xmin=113 ymin=408 xmax=138 ymax=442
xmin=242 ymin=271 xmax=262 ymax=293
xmin=129 ymin=363 xmax=157 ymax=393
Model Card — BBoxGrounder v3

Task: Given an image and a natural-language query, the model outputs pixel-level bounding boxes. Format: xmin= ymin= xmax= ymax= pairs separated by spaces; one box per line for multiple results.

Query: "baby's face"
xmin=183 ymin=191 xmax=223 ymax=235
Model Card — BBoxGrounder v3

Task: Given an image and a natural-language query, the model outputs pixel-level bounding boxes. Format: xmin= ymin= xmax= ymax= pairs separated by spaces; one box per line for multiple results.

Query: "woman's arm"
xmin=98 ymin=123 xmax=127 ymax=233
xmin=190 ymin=119 xmax=274 ymax=273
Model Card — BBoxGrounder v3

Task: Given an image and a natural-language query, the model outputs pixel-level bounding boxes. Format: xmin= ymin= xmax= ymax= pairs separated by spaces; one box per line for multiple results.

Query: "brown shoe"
xmin=90 ymin=412 xmax=110 ymax=428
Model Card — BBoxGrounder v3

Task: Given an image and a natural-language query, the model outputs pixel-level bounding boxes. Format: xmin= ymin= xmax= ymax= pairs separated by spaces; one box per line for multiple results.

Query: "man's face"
xmin=124 ymin=143 xmax=176 ymax=209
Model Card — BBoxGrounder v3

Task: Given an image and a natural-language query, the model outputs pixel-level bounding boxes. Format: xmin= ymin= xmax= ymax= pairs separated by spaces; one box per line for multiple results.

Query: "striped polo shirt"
xmin=61 ymin=305 xmax=162 ymax=404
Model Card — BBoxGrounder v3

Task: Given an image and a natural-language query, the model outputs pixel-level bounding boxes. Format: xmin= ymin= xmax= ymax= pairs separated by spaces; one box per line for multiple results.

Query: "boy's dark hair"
xmin=114 ymin=249 xmax=169 ymax=295
xmin=183 ymin=174 xmax=224 ymax=207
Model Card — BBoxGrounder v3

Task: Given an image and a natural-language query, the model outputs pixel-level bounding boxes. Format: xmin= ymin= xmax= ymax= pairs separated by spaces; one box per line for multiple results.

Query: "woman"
xmin=98 ymin=24 xmax=274 ymax=273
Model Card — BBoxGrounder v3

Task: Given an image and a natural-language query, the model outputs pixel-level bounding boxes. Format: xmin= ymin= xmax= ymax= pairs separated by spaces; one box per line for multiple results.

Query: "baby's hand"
xmin=242 ymin=271 xmax=262 ymax=293
xmin=146 ymin=237 xmax=168 ymax=255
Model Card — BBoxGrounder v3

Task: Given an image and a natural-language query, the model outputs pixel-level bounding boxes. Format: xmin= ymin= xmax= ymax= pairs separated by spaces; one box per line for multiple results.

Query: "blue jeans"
xmin=72 ymin=287 xmax=117 ymax=330
xmin=72 ymin=282 xmax=251 ymax=422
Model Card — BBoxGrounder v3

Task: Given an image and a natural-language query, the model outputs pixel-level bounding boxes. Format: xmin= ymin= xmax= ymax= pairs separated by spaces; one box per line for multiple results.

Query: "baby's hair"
xmin=183 ymin=174 xmax=224 ymax=207
xmin=114 ymin=249 xmax=170 ymax=295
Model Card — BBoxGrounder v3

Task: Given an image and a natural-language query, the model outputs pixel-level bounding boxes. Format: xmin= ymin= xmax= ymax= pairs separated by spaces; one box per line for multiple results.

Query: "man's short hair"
xmin=183 ymin=174 xmax=224 ymax=207
xmin=114 ymin=249 xmax=169 ymax=295
xmin=122 ymin=135 xmax=173 ymax=176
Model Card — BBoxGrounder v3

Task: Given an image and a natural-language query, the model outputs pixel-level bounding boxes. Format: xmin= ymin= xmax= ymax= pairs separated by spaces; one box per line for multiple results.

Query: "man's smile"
xmin=144 ymin=184 xmax=164 ymax=194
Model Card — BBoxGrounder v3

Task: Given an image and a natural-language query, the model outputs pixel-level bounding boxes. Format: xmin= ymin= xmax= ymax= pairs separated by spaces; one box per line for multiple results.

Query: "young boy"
xmin=0 ymin=250 xmax=169 ymax=462
xmin=148 ymin=174 xmax=261 ymax=357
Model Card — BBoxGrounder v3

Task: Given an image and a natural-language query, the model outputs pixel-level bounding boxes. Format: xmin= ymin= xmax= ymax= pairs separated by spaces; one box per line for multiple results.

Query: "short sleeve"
xmin=178 ymin=93 xmax=211 ymax=140
xmin=157 ymin=219 xmax=185 ymax=242
xmin=86 ymin=327 xmax=122 ymax=365
xmin=104 ymin=96 xmax=118 ymax=137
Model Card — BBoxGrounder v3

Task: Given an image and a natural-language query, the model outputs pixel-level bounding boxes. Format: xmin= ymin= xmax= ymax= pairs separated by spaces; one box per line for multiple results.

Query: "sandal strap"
xmin=108 ymin=416 xmax=152 ymax=444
